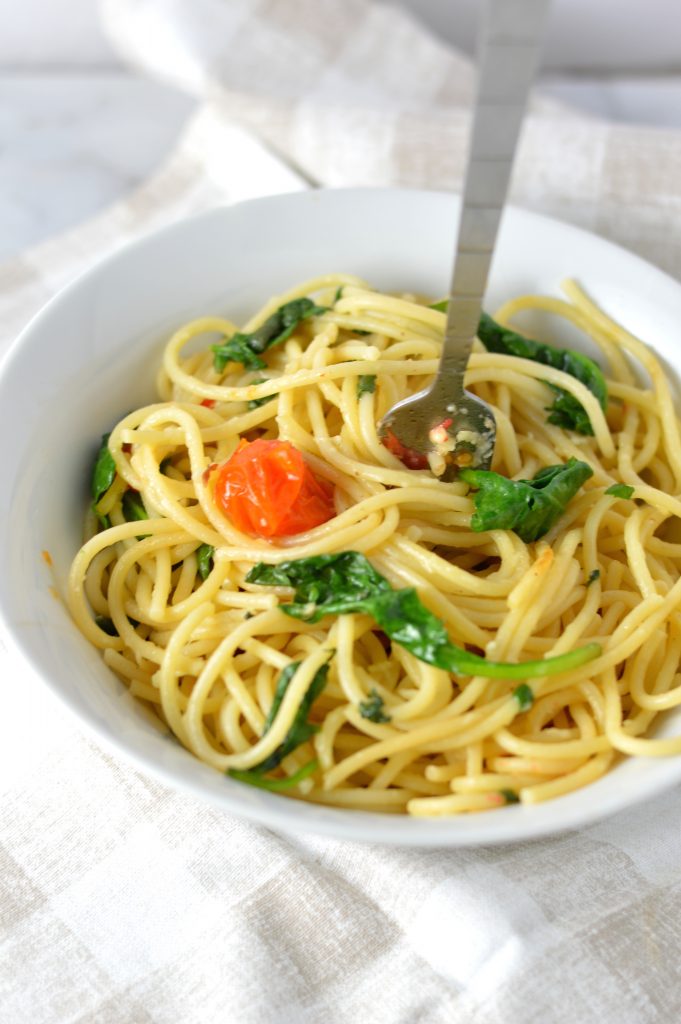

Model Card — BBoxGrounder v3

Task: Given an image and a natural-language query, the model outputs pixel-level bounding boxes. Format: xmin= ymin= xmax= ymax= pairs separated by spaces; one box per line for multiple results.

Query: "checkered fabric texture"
xmin=2 ymin=2 xmax=681 ymax=1020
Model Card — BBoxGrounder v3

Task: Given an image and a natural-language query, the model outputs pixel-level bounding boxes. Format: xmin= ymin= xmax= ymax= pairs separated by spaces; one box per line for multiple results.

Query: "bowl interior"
xmin=2 ymin=188 xmax=681 ymax=845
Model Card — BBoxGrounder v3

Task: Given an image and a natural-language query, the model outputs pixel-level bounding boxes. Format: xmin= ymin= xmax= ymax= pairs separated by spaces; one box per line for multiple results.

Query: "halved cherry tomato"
xmin=214 ymin=439 xmax=335 ymax=538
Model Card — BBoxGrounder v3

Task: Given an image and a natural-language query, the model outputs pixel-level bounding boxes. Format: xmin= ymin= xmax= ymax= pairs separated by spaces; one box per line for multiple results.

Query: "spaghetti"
xmin=67 ymin=275 xmax=681 ymax=815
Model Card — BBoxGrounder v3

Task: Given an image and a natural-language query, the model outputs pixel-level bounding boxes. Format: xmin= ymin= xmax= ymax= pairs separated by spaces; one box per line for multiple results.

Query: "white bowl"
xmin=2 ymin=188 xmax=681 ymax=846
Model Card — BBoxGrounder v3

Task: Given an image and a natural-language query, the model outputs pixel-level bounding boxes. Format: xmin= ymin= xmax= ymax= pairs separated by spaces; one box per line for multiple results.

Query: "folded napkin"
xmin=3 ymin=2 xmax=681 ymax=1021
xmin=101 ymin=0 xmax=681 ymax=278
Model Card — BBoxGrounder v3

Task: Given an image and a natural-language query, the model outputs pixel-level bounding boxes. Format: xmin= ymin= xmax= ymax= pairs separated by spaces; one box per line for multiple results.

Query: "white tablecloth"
xmin=3 ymin=2 xmax=681 ymax=1020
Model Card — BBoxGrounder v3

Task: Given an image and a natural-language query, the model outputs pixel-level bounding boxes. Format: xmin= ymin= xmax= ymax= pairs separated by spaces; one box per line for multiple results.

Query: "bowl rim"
xmin=3 ymin=185 xmax=681 ymax=847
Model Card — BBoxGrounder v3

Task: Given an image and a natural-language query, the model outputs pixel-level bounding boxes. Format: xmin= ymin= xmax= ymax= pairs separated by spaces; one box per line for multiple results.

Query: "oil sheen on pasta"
xmin=68 ymin=275 xmax=681 ymax=816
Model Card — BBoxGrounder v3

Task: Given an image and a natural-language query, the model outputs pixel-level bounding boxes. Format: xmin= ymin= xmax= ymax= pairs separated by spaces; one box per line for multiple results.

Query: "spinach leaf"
xmin=605 ymin=483 xmax=634 ymax=499
xmin=122 ymin=490 xmax=150 ymax=539
xmin=91 ymin=433 xmax=116 ymax=528
xmin=262 ymin=660 xmax=300 ymax=734
xmin=357 ymin=374 xmax=376 ymax=398
xmin=333 ymin=286 xmax=344 ymax=304
xmin=429 ymin=299 xmax=448 ymax=312
xmin=248 ymin=394 xmax=276 ymax=410
xmin=544 ymin=383 xmax=594 ymax=435
xmin=94 ymin=614 xmax=140 ymax=635
xmin=359 ymin=688 xmax=391 ymax=723
xmin=459 ymin=458 xmax=593 ymax=542
xmin=228 ymin=758 xmax=318 ymax=791
xmin=500 ymin=789 xmax=520 ymax=804
xmin=122 ymin=490 xmax=148 ymax=522
xmin=212 ymin=297 xmax=327 ymax=372
xmin=254 ymin=660 xmax=330 ymax=773
xmin=247 ymin=298 xmax=327 ymax=353
xmin=212 ymin=335 xmax=266 ymax=373
xmin=477 ymin=312 xmax=607 ymax=435
xmin=247 ymin=377 xmax=277 ymax=410
xmin=248 ymin=551 xmax=390 ymax=609
xmin=513 ymin=684 xmax=534 ymax=711
xmin=196 ymin=543 xmax=215 ymax=581
xmin=95 ymin=615 xmax=117 ymax=636
xmin=586 ymin=568 xmax=601 ymax=586
xmin=247 ymin=552 xmax=600 ymax=681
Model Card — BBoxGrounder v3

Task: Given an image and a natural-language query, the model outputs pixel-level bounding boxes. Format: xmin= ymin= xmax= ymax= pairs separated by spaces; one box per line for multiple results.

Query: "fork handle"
xmin=440 ymin=0 xmax=551 ymax=391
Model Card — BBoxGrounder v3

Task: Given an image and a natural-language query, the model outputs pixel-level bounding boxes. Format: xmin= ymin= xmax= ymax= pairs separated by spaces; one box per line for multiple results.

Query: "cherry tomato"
xmin=214 ymin=439 xmax=335 ymax=538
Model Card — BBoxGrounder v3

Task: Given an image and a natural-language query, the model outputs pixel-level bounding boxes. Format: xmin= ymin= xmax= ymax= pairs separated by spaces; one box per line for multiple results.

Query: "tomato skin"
xmin=214 ymin=439 xmax=335 ymax=538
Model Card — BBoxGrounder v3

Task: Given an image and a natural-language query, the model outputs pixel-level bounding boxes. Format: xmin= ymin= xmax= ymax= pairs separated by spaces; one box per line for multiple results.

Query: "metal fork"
xmin=379 ymin=0 xmax=550 ymax=478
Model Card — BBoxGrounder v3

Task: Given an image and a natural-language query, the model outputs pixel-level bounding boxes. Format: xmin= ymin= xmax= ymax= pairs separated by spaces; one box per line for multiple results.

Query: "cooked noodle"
xmin=67 ymin=275 xmax=681 ymax=815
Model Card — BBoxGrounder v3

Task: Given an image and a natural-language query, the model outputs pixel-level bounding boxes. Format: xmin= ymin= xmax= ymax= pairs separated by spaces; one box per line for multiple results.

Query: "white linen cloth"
xmin=2 ymin=2 xmax=681 ymax=1021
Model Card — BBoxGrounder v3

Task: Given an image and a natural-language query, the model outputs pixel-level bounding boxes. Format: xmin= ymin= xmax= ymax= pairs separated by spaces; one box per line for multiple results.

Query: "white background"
xmin=2 ymin=0 xmax=681 ymax=262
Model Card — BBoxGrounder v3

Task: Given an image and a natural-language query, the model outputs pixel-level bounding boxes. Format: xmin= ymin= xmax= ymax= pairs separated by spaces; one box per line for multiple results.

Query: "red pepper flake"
xmin=382 ymin=429 xmax=429 ymax=470
xmin=202 ymin=462 xmax=218 ymax=485
xmin=122 ymin=443 xmax=132 ymax=454
xmin=201 ymin=399 xmax=216 ymax=409
xmin=374 ymin=630 xmax=391 ymax=653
